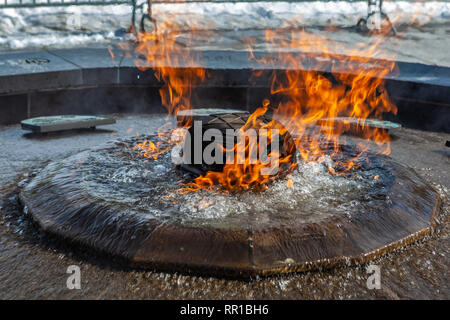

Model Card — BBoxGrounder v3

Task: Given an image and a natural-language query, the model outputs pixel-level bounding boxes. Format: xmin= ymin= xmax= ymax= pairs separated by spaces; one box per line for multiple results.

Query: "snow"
xmin=0 ymin=1 xmax=448 ymax=51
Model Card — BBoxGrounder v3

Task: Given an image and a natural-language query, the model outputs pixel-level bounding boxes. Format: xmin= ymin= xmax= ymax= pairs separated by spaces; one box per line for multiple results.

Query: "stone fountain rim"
xmin=19 ymin=138 xmax=441 ymax=277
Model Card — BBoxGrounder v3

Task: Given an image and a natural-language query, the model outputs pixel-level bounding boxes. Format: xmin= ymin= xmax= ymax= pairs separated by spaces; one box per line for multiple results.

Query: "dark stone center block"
xmin=19 ymin=135 xmax=441 ymax=277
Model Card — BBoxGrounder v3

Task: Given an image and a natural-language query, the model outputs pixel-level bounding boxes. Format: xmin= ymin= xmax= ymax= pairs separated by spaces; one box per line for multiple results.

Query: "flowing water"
xmin=32 ymin=135 xmax=395 ymax=230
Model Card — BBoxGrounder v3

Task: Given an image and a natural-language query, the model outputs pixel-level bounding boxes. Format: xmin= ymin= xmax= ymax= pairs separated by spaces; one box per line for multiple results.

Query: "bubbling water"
xmin=64 ymin=136 xmax=394 ymax=229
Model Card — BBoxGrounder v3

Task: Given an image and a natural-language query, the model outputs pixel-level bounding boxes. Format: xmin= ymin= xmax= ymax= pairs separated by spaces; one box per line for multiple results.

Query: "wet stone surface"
xmin=0 ymin=114 xmax=448 ymax=298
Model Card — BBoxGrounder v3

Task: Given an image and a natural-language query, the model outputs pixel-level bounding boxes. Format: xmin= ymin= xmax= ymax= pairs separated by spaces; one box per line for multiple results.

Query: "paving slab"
xmin=0 ymin=47 xmax=448 ymax=130
xmin=47 ymin=48 xmax=122 ymax=86
xmin=21 ymin=115 xmax=116 ymax=133
xmin=0 ymin=51 xmax=82 ymax=95
xmin=0 ymin=48 xmax=449 ymax=91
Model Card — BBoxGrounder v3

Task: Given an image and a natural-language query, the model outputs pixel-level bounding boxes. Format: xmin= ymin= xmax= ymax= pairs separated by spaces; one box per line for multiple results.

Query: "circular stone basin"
xmin=20 ymin=136 xmax=440 ymax=277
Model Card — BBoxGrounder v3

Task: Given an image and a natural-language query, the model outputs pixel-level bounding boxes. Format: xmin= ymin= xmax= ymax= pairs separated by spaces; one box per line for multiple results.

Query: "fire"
xmin=133 ymin=139 xmax=158 ymax=159
xmin=130 ymin=22 xmax=206 ymax=120
xmin=287 ymin=179 xmax=294 ymax=189
xmin=127 ymin=15 xmax=398 ymax=193
xmin=180 ymin=106 xmax=297 ymax=193
xmin=250 ymin=28 xmax=398 ymax=173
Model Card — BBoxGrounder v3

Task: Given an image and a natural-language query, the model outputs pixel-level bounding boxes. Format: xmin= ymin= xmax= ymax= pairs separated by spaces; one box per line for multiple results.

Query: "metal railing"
xmin=140 ymin=0 xmax=393 ymax=34
xmin=0 ymin=0 xmax=401 ymax=34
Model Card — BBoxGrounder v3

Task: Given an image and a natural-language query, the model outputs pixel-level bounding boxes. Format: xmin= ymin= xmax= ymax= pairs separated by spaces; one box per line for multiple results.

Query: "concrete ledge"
xmin=0 ymin=48 xmax=449 ymax=131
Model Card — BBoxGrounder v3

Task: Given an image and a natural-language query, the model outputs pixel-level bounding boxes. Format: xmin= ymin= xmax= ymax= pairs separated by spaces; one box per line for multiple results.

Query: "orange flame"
xmin=185 ymin=27 xmax=397 ymax=191
xmin=257 ymin=28 xmax=396 ymax=168
xmin=128 ymin=18 xmax=398 ymax=192
xmin=180 ymin=106 xmax=296 ymax=193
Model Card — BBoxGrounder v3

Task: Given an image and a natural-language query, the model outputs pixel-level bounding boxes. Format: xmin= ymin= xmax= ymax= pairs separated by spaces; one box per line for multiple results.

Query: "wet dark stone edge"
xmin=17 ymin=148 xmax=442 ymax=278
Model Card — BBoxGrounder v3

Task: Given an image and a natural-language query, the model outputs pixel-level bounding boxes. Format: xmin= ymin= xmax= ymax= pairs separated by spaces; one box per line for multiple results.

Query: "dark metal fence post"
xmin=0 ymin=0 xmax=399 ymax=37
xmin=357 ymin=0 xmax=395 ymax=35
xmin=131 ymin=0 xmax=137 ymax=33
